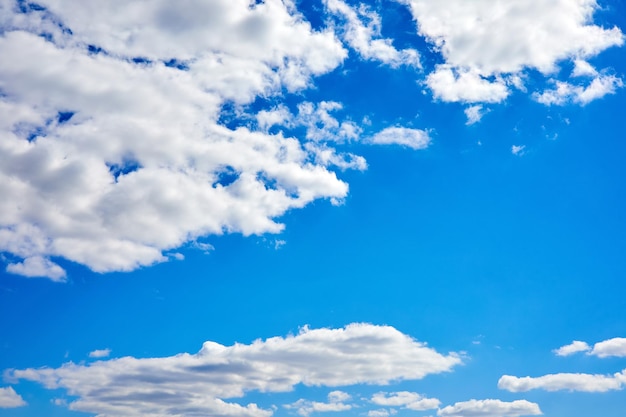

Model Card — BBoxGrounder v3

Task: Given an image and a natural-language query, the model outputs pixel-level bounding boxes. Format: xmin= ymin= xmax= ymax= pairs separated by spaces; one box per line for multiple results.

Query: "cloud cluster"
xmin=285 ymin=391 xmax=352 ymax=416
xmin=0 ymin=387 xmax=26 ymax=408
xmin=554 ymin=337 xmax=626 ymax=357
xmin=0 ymin=0 xmax=623 ymax=280
xmin=8 ymin=323 xmax=461 ymax=417
xmin=400 ymin=0 xmax=624 ymax=103
xmin=0 ymin=0 xmax=351 ymax=279
xmin=500 ymin=336 xmax=626 ymax=393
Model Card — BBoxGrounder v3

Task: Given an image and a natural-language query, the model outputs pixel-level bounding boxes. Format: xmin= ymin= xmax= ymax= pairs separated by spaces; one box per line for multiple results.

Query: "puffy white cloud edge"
xmin=499 ymin=370 xmax=626 ymax=393
xmin=0 ymin=387 xmax=26 ymax=408
xmin=401 ymin=0 xmax=624 ymax=104
xmin=437 ymin=399 xmax=541 ymax=417
xmin=8 ymin=323 xmax=461 ymax=417
xmin=553 ymin=337 xmax=626 ymax=357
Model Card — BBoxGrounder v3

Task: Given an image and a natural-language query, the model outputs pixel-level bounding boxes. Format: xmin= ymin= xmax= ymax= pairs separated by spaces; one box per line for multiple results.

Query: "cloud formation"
xmin=368 ymin=127 xmax=431 ymax=150
xmin=400 ymin=0 xmax=624 ymax=103
xmin=553 ymin=337 xmax=626 ymax=357
xmin=8 ymin=323 xmax=461 ymax=417
xmin=285 ymin=391 xmax=352 ymax=416
xmin=371 ymin=391 xmax=440 ymax=410
xmin=498 ymin=370 xmax=626 ymax=392
xmin=324 ymin=0 xmax=421 ymax=67
xmin=0 ymin=0 xmax=354 ymax=279
xmin=0 ymin=0 xmax=623 ymax=280
xmin=88 ymin=348 xmax=112 ymax=358
xmin=437 ymin=399 xmax=541 ymax=417
xmin=0 ymin=387 xmax=26 ymax=408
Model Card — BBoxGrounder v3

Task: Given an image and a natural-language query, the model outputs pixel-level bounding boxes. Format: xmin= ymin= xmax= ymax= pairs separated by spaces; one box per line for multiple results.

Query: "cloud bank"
xmin=8 ymin=323 xmax=461 ymax=417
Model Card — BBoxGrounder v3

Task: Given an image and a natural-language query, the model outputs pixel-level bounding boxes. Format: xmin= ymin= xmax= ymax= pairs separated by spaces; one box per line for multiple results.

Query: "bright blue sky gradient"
xmin=1 ymin=0 xmax=626 ymax=416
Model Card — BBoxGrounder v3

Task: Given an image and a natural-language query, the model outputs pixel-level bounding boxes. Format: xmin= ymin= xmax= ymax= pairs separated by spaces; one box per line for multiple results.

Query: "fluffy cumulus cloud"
xmin=553 ymin=340 xmax=591 ymax=356
xmin=371 ymin=391 xmax=440 ymax=410
xmin=498 ymin=370 xmax=626 ymax=392
xmin=590 ymin=337 xmax=626 ymax=357
xmin=8 ymin=323 xmax=461 ymax=417
xmin=0 ymin=387 xmax=26 ymax=408
xmin=0 ymin=0 xmax=352 ymax=279
xmin=400 ymin=0 xmax=624 ymax=103
xmin=323 ymin=0 xmax=420 ymax=67
xmin=437 ymin=399 xmax=541 ymax=417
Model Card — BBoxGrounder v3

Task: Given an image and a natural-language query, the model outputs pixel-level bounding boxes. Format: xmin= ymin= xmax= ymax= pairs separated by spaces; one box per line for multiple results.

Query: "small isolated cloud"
xmin=511 ymin=145 xmax=526 ymax=156
xmin=464 ymin=105 xmax=488 ymax=125
xmin=498 ymin=370 xmax=626 ymax=392
xmin=0 ymin=387 xmax=26 ymax=408
xmin=371 ymin=391 xmax=440 ymax=410
xmin=6 ymin=256 xmax=66 ymax=282
xmin=590 ymin=337 xmax=626 ymax=358
xmin=368 ymin=409 xmax=397 ymax=417
xmin=286 ymin=391 xmax=352 ymax=417
xmin=437 ymin=399 xmax=541 ymax=417
xmin=88 ymin=348 xmax=111 ymax=358
xmin=368 ymin=127 xmax=431 ymax=150
xmin=9 ymin=323 xmax=461 ymax=417
xmin=553 ymin=340 xmax=591 ymax=356
xmin=324 ymin=0 xmax=420 ymax=67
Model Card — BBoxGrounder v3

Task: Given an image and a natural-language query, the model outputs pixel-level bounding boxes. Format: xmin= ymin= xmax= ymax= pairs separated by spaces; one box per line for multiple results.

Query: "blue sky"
xmin=1 ymin=0 xmax=626 ymax=416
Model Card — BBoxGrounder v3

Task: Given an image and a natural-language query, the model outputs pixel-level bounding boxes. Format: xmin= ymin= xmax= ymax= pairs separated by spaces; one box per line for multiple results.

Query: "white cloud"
xmin=324 ymin=0 xmax=420 ymax=67
xmin=511 ymin=145 xmax=526 ymax=156
xmin=0 ymin=387 xmax=26 ymax=408
xmin=0 ymin=1 xmax=356 ymax=279
xmin=6 ymin=256 xmax=66 ymax=281
xmin=437 ymin=399 xmax=541 ymax=417
xmin=553 ymin=340 xmax=591 ymax=356
xmin=400 ymin=0 xmax=624 ymax=103
xmin=572 ymin=59 xmax=598 ymax=77
xmin=426 ymin=66 xmax=509 ymax=103
xmin=464 ymin=105 xmax=487 ymax=125
xmin=88 ymin=348 xmax=111 ymax=358
xmin=498 ymin=370 xmax=626 ymax=392
xmin=368 ymin=409 xmax=397 ymax=417
xmin=368 ymin=127 xmax=431 ymax=150
xmin=371 ymin=391 xmax=440 ymax=411
xmin=534 ymin=74 xmax=623 ymax=105
xmin=9 ymin=323 xmax=461 ymax=417
xmin=286 ymin=391 xmax=352 ymax=417
xmin=590 ymin=337 xmax=626 ymax=358
xmin=295 ymin=101 xmax=362 ymax=142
